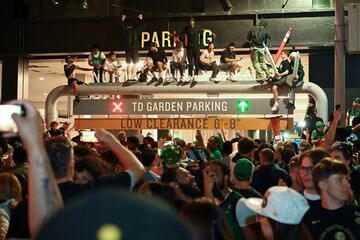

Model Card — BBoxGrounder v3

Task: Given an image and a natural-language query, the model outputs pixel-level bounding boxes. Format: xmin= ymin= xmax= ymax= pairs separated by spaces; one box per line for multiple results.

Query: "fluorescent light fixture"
xmin=39 ymin=77 xmax=45 ymax=80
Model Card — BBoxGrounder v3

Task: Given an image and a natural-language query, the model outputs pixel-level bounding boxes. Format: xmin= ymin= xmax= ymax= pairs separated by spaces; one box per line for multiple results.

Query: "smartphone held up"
xmin=0 ymin=104 xmax=26 ymax=138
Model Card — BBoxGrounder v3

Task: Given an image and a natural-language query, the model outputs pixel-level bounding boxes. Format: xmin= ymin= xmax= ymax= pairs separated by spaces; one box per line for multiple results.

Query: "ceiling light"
xmin=43 ymin=93 xmax=48 ymax=96
xmin=39 ymin=77 xmax=45 ymax=80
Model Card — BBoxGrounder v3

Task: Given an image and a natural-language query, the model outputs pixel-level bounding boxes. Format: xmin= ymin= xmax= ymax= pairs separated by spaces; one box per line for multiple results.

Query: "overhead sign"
xmin=73 ymin=99 xmax=292 ymax=115
xmin=75 ymin=118 xmax=293 ymax=130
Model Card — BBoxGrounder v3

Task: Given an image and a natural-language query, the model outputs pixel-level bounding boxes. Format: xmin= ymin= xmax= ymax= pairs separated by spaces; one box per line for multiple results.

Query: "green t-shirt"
xmin=311 ymin=129 xmax=325 ymax=141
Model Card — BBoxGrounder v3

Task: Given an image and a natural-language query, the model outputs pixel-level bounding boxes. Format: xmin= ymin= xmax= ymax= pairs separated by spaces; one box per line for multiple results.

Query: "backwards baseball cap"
xmin=316 ymin=121 xmax=325 ymax=128
xmin=353 ymin=97 xmax=360 ymax=103
xmin=37 ymin=188 xmax=192 ymax=240
xmin=243 ymin=186 xmax=309 ymax=225
xmin=233 ymin=158 xmax=253 ymax=181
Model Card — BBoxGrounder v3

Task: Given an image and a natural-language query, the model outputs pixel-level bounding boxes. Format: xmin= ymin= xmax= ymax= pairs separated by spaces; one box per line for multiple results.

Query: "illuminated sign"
xmin=237 ymin=100 xmax=249 ymax=113
xmin=75 ymin=118 xmax=293 ymax=130
xmin=111 ymin=101 xmax=124 ymax=113
xmin=73 ymin=99 xmax=293 ymax=115
xmin=141 ymin=30 xmax=214 ymax=48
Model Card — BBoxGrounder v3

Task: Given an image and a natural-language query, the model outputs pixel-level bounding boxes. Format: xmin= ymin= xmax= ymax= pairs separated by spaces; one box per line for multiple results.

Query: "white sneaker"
xmin=271 ymin=101 xmax=279 ymax=111
xmin=227 ymin=72 xmax=234 ymax=81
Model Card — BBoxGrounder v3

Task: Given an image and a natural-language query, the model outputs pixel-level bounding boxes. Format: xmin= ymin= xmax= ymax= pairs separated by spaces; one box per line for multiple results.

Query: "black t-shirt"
xmin=220 ymin=49 xmax=236 ymax=64
xmin=278 ymin=59 xmax=292 ymax=74
xmin=181 ymin=25 xmax=203 ymax=48
xmin=301 ymin=116 xmax=324 ymax=140
xmin=7 ymin=172 xmax=131 ymax=238
xmin=147 ymin=49 xmax=167 ymax=64
xmin=250 ymin=164 xmax=290 ymax=195
xmin=304 ymin=204 xmax=360 ymax=240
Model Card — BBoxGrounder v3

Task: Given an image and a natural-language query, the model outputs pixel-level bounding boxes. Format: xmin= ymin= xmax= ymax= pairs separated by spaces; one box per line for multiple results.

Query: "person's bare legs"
xmin=71 ymin=82 xmax=80 ymax=102
xmin=271 ymin=85 xmax=279 ymax=111
xmin=127 ymin=64 xmax=133 ymax=80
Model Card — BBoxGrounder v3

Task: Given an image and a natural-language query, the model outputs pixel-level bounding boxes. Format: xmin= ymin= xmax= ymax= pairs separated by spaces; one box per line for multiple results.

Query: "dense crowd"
xmin=0 ymin=100 xmax=359 ymax=240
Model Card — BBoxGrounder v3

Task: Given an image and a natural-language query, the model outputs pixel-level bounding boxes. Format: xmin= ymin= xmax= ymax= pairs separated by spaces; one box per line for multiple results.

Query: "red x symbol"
xmin=112 ymin=101 xmax=123 ymax=113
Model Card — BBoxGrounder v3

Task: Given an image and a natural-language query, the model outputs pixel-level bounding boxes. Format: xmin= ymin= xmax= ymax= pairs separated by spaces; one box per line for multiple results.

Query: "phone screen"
xmin=0 ymin=105 xmax=25 ymax=136
xmin=80 ymin=130 xmax=98 ymax=143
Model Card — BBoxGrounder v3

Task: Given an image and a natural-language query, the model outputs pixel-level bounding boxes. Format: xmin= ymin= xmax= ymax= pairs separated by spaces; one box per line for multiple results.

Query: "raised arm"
xmin=95 ymin=129 xmax=145 ymax=185
xmin=11 ymin=101 xmax=63 ymax=238
xmin=319 ymin=109 xmax=341 ymax=150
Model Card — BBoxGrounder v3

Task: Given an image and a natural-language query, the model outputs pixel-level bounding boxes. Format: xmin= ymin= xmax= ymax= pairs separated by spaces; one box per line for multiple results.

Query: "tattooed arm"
xmin=11 ymin=101 xmax=63 ymax=238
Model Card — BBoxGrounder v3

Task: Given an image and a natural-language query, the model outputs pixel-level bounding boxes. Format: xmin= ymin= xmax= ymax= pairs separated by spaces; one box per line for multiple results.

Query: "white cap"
xmin=290 ymin=52 xmax=298 ymax=58
xmin=243 ymin=186 xmax=309 ymax=225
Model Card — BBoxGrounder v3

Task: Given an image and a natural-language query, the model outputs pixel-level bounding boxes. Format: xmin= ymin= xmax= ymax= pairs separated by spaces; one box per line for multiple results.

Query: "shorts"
xmin=125 ymin=49 xmax=139 ymax=64
xmin=67 ymin=78 xmax=84 ymax=86
xmin=219 ymin=63 xmax=232 ymax=71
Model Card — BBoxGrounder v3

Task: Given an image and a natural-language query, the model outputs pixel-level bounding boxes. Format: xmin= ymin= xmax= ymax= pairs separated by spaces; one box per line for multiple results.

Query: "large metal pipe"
xmin=334 ymin=0 xmax=346 ymax=124
xmin=45 ymin=82 xmax=328 ymax=125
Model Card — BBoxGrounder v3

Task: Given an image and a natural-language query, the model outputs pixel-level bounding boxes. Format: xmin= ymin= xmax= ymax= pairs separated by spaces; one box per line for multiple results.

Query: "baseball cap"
xmin=233 ymin=158 xmax=253 ymax=181
xmin=315 ymin=121 xmax=325 ymax=128
xmin=353 ymin=97 xmax=360 ymax=103
xmin=243 ymin=186 xmax=309 ymax=225
xmin=37 ymin=188 xmax=192 ymax=240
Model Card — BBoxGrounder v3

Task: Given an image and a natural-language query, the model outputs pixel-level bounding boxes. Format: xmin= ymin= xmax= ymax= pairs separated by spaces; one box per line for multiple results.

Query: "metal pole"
xmin=334 ymin=0 xmax=346 ymax=125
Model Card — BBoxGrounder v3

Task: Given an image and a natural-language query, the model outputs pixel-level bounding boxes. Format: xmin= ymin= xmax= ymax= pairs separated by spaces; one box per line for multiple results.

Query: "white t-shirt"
xmin=172 ymin=48 xmax=187 ymax=63
xmin=105 ymin=59 xmax=121 ymax=71
xmin=200 ymin=49 xmax=215 ymax=63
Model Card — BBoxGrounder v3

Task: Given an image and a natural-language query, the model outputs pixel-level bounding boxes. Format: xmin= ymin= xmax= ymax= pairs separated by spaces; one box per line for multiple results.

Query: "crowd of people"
xmin=0 ymin=99 xmax=359 ymax=240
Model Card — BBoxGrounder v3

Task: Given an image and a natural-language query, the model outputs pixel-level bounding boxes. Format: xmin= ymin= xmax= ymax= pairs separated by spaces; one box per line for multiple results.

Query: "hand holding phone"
xmin=0 ymin=104 xmax=26 ymax=138
xmin=80 ymin=130 xmax=98 ymax=143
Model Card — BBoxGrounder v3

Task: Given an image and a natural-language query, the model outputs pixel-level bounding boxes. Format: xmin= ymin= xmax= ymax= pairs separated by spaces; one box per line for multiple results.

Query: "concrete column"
xmin=1 ymin=55 xmax=29 ymax=101
xmin=334 ymin=0 xmax=346 ymax=124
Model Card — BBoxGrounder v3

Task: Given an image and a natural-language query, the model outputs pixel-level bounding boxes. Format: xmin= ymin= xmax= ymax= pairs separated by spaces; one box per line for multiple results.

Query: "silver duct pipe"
xmin=45 ymin=82 xmax=328 ymax=124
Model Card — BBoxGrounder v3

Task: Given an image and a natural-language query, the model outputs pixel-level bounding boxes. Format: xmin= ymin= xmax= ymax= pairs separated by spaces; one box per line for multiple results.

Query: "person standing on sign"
xmin=121 ymin=14 xmax=147 ymax=82
xmin=247 ymin=19 xmax=271 ymax=82
xmin=181 ymin=17 xmax=215 ymax=83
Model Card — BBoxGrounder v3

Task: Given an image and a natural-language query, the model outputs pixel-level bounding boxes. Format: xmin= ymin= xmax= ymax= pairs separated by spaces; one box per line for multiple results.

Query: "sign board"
xmin=75 ymin=118 xmax=293 ymax=130
xmin=73 ymin=99 xmax=293 ymax=115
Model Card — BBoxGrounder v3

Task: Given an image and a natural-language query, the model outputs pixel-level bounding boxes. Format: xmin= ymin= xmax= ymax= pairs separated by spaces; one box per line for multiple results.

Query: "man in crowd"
xmin=311 ymin=121 xmax=326 ymax=146
xmin=199 ymin=41 xmax=219 ymax=83
xmin=219 ymin=42 xmax=242 ymax=82
xmin=121 ymin=14 xmax=147 ymax=82
xmin=251 ymin=148 xmax=289 ymax=195
xmin=306 ymin=158 xmax=360 ymax=239
xmin=247 ymin=19 xmax=271 ymax=82
xmin=88 ymin=44 xmax=106 ymax=83
xmin=231 ymin=158 xmax=262 ymax=198
xmin=142 ymin=42 xmax=168 ymax=86
xmin=206 ymin=135 xmax=223 ymax=161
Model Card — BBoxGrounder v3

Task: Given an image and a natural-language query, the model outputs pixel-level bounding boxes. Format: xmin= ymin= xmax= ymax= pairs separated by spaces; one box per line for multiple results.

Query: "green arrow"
xmin=238 ymin=101 xmax=248 ymax=112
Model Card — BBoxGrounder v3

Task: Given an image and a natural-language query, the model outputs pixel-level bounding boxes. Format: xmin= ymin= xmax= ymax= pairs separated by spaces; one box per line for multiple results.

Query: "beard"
xmin=179 ymin=183 xmax=202 ymax=198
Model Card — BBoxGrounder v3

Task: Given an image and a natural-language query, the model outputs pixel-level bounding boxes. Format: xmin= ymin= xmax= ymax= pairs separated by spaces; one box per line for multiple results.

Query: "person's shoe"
xmin=147 ymin=77 xmax=158 ymax=85
xmin=155 ymin=77 xmax=163 ymax=86
xmin=256 ymin=79 xmax=265 ymax=84
xmin=177 ymin=80 xmax=183 ymax=86
xmin=190 ymin=80 xmax=197 ymax=88
xmin=210 ymin=76 xmax=219 ymax=83
xmin=271 ymin=101 xmax=279 ymax=111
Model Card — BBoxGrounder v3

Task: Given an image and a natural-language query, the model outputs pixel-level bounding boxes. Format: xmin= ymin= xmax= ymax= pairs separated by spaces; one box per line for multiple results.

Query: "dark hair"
xmin=260 ymin=148 xmax=274 ymax=163
xmin=161 ymin=167 xmax=179 ymax=183
xmin=180 ymin=198 xmax=234 ymax=240
xmin=12 ymin=145 xmax=27 ymax=164
xmin=207 ymin=41 xmax=214 ymax=46
xmin=227 ymin=42 xmax=235 ymax=48
xmin=140 ymin=148 xmax=156 ymax=167
xmin=108 ymin=51 xmax=116 ymax=56
xmin=258 ymin=142 xmax=274 ymax=152
xmin=206 ymin=160 xmax=230 ymax=176
xmin=222 ymin=141 xmax=232 ymax=155
xmin=312 ymin=158 xmax=349 ymax=194
xmin=74 ymin=145 xmax=96 ymax=159
xmin=306 ymin=106 xmax=317 ymax=117
xmin=75 ymin=156 xmax=106 ymax=179
xmin=45 ymin=137 xmax=73 ymax=179
xmin=127 ymin=136 xmax=140 ymax=146
xmin=238 ymin=137 xmax=256 ymax=154
xmin=150 ymin=42 xmax=157 ymax=47
xmin=280 ymin=148 xmax=295 ymax=165
xmin=175 ymin=40 xmax=184 ymax=48
xmin=268 ymin=218 xmax=312 ymax=240
xmin=330 ymin=142 xmax=353 ymax=161
xmin=299 ymin=148 xmax=329 ymax=166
